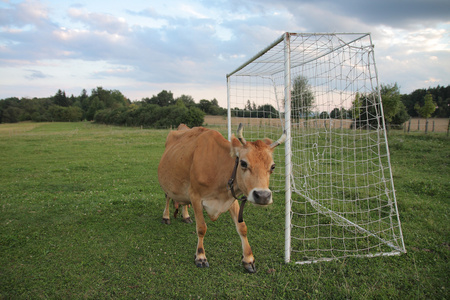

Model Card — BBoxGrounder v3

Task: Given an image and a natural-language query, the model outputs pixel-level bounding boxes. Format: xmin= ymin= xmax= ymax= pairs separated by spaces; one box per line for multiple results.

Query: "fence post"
xmin=447 ymin=118 xmax=450 ymax=137
xmin=418 ymin=119 xmax=420 ymax=131
xmin=408 ymin=119 xmax=411 ymax=133
xmin=425 ymin=118 xmax=429 ymax=134
xmin=432 ymin=120 xmax=435 ymax=132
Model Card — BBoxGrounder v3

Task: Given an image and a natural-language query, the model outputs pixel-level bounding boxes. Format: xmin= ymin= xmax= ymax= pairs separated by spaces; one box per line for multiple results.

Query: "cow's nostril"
xmin=252 ymin=190 xmax=272 ymax=204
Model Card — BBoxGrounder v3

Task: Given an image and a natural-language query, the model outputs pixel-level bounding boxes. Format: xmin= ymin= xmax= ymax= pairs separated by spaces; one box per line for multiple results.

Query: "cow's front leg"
xmin=229 ymin=200 xmax=256 ymax=273
xmin=162 ymin=194 xmax=171 ymax=224
xmin=191 ymin=197 xmax=209 ymax=267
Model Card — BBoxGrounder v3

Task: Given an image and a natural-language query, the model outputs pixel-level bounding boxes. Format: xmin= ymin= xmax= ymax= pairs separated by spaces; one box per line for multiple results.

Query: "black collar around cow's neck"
xmin=227 ymin=157 xmax=247 ymax=223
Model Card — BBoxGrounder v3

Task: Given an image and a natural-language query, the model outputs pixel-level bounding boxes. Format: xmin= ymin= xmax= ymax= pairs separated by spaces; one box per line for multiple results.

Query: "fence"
xmin=403 ymin=118 xmax=449 ymax=134
xmin=205 ymin=116 xmax=450 ymax=135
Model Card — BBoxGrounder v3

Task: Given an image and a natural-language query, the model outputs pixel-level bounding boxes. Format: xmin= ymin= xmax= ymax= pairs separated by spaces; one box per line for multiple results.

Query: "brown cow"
xmin=158 ymin=124 xmax=285 ymax=272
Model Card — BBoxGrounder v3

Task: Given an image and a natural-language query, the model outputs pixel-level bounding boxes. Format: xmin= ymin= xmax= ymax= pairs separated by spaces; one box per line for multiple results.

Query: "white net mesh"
xmin=227 ymin=33 xmax=406 ymax=264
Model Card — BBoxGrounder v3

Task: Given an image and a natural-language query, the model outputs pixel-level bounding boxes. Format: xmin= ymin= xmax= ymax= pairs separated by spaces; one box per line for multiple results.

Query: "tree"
xmin=176 ymin=95 xmax=196 ymax=108
xmin=351 ymin=92 xmax=362 ymax=120
xmin=350 ymin=92 xmax=381 ymax=129
xmin=319 ymin=111 xmax=329 ymax=119
xmin=2 ymin=106 xmax=22 ymax=123
xmin=400 ymin=85 xmax=450 ymax=118
xmin=196 ymin=98 xmax=225 ymax=115
xmin=209 ymin=98 xmax=226 ymax=115
xmin=379 ymin=83 xmax=403 ymax=123
xmin=86 ymin=96 xmax=104 ymax=121
xmin=48 ymin=105 xmax=65 ymax=121
xmin=245 ymin=100 xmax=253 ymax=111
xmin=390 ymin=101 xmax=410 ymax=126
xmin=379 ymin=83 xmax=410 ymax=126
xmin=415 ymin=93 xmax=436 ymax=118
xmin=146 ymin=90 xmax=174 ymax=107
xmin=110 ymin=90 xmax=130 ymax=108
xmin=186 ymin=107 xmax=205 ymax=127
xmin=65 ymin=106 xmax=83 ymax=122
xmin=290 ymin=75 xmax=314 ymax=121
xmin=330 ymin=107 xmax=350 ymax=119
xmin=256 ymin=104 xmax=279 ymax=118
xmin=330 ymin=107 xmax=341 ymax=119
xmin=80 ymin=90 xmax=90 ymax=117
xmin=53 ymin=89 xmax=71 ymax=107
xmin=198 ymin=99 xmax=212 ymax=113
xmin=80 ymin=89 xmax=88 ymax=103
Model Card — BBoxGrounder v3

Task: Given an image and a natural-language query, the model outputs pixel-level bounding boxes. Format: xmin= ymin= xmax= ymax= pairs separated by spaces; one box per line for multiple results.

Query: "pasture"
xmin=1 ymin=122 xmax=449 ymax=299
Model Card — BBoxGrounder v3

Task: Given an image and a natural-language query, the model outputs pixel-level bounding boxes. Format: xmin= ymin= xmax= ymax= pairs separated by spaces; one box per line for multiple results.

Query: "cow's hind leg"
xmin=162 ymin=194 xmax=171 ymax=224
xmin=181 ymin=205 xmax=193 ymax=223
xmin=173 ymin=201 xmax=180 ymax=218
xmin=229 ymin=200 xmax=256 ymax=273
xmin=191 ymin=195 xmax=209 ymax=267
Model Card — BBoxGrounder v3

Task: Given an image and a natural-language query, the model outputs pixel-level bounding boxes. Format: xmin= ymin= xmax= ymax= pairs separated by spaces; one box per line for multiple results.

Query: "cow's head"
xmin=231 ymin=124 xmax=286 ymax=206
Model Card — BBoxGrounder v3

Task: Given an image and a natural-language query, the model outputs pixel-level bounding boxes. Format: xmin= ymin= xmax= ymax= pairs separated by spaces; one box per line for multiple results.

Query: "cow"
xmin=158 ymin=123 xmax=285 ymax=273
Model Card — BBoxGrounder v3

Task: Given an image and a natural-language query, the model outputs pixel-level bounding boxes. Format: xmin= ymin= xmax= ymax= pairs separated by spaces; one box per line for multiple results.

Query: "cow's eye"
xmin=240 ymin=160 xmax=248 ymax=169
xmin=270 ymin=164 xmax=276 ymax=173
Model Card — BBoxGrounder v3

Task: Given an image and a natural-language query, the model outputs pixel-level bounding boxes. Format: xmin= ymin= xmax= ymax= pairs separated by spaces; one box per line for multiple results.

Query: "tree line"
xmin=347 ymin=83 xmax=449 ymax=129
xmin=232 ymin=78 xmax=449 ymax=129
xmin=0 ymin=88 xmax=226 ymax=128
xmin=1 ymin=82 xmax=448 ymax=128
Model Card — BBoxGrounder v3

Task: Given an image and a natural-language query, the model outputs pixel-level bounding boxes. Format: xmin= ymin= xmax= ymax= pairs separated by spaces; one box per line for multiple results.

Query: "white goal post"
xmin=226 ymin=32 xmax=406 ymax=264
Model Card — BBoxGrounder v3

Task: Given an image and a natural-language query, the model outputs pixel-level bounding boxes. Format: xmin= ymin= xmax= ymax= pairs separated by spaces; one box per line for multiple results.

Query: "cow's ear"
xmin=231 ymin=135 xmax=241 ymax=157
xmin=263 ymin=138 xmax=273 ymax=146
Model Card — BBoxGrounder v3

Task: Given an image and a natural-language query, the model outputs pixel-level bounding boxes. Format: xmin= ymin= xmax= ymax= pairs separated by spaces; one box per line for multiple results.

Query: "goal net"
xmin=226 ymin=32 xmax=406 ymax=264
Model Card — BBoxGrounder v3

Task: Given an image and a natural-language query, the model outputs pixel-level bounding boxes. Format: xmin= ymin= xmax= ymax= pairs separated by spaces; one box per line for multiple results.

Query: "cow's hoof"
xmin=194 ymin=256 xmax=209 ymax=268
xmin=183 ymin=217 xmax=193 ymax=224
xmin=243 ymin=260 xmax=256 ymax=273
xmin=161 ymin=218 xmax=170 ymax=225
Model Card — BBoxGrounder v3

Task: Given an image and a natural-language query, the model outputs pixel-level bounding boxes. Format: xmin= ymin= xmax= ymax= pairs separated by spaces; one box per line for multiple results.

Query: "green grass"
xmin=1 ymin=122 xmax=449 ymax=299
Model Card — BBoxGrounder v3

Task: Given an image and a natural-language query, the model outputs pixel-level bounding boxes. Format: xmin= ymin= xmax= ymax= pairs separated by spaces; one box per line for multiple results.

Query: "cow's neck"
xmin=227 ymin=156 xmax=247 ymax=223
xmin=227 ymin=156 xmax=246 ymax=201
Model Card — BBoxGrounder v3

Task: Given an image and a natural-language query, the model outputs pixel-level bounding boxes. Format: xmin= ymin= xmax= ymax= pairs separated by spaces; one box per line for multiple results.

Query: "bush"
xmin=94 ymin=103 xmax=205 ymax=128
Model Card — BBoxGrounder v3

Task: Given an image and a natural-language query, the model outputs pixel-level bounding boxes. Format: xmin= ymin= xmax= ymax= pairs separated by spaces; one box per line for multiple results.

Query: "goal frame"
xmin=226 ymin=32 xmax=406 ymax=264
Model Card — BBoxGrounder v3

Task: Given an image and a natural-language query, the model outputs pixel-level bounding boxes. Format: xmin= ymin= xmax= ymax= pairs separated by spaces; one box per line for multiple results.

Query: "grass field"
xmin=1 ymin=122 xmax=449 ymax=299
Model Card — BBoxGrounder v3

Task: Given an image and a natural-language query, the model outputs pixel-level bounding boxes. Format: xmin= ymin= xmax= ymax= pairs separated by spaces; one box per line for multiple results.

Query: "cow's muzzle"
xmin=248 ymin=188 xmax=273 ymax=206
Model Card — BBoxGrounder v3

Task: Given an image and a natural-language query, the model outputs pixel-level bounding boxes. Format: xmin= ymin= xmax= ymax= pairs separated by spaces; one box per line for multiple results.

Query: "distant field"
xmin=205 ymin=115 xmax=450 ymax=133
xmin=0 ymin=122 xmax=448 ymax=299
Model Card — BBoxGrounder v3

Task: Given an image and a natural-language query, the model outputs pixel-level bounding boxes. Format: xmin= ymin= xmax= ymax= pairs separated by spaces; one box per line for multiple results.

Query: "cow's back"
xmin=158 ymin=126 xmax=212 ymax=203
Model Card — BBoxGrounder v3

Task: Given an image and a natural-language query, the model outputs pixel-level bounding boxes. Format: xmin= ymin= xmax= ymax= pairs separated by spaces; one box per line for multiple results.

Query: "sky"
xmin=0 ymin=0 xmax=449 ymax=106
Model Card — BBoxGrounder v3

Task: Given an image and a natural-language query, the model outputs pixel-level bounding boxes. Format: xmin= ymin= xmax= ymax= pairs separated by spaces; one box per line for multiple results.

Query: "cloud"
xmin=25 ymin=69 xmax=51 ymax=79
xmin=251 ymin=0 xmax=450 ymax=29
xmin=91 ymin=65 xmax=134 ymax=79
xmin=328 ymin=0 xmax=450 ymax=28
xmin=126 ymin=7 xmax=161 ymax=19
xmin=68 ymin=8 xmax=130 ymax=35
xmin=0 ymin=0 xmax=51 ymax=28
xmin=0 ymin=0 xmax=448 ymax=102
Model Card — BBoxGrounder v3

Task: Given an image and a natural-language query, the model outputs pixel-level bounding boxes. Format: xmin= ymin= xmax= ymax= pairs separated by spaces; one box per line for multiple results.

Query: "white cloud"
xmin=25 ymin=69 xmax=51 ymax=79
xmin=0 ymin=0 xmax=448 ymax=102
xmin=68 ymin=7 xmax=130 ymax=35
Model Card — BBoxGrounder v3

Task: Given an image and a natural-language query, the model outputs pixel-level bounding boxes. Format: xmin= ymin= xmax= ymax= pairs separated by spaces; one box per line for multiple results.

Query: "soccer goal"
xmin=226 ymin=32 xmax=406 ymax=264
